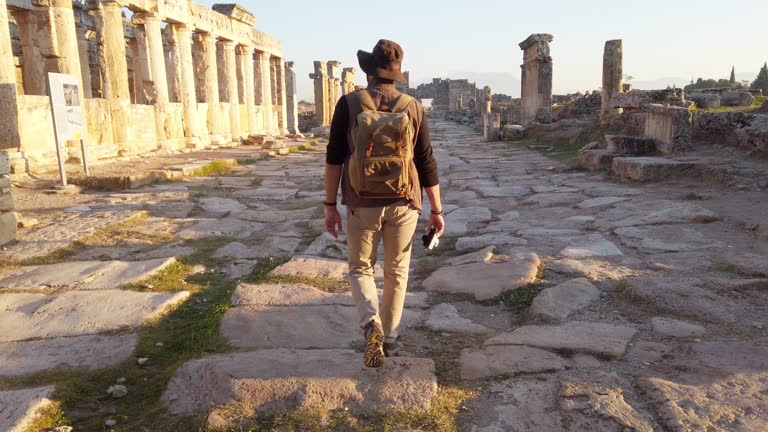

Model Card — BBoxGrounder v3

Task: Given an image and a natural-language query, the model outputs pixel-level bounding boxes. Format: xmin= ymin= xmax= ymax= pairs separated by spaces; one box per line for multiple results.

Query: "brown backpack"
xmin=348 ymin=90 xmax=415 ymax=199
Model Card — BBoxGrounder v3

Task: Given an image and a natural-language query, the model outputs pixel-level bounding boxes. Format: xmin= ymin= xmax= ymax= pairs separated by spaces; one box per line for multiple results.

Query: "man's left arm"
xmin=412 ymin=113 xmax=445 ymax=236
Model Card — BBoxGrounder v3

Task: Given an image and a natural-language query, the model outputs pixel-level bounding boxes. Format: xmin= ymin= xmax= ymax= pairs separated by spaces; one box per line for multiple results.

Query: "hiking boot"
xmin=363 ymin=321 xmax=385 ymax=368
xmin=384 ymin=339 xmax=401 ymax=357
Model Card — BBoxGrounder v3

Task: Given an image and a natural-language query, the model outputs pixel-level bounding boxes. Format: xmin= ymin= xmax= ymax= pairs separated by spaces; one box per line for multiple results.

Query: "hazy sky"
xmin=201 ymin=0 xmax=767 ymax=100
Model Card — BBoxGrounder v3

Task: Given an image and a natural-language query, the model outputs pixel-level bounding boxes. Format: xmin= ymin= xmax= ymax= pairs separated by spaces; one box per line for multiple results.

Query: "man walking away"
xmin=324 ymin=39 xmax=445 ymax=368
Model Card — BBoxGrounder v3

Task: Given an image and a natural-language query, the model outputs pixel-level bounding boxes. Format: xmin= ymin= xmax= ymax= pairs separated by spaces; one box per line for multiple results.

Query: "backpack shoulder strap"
xmin=356 ymin=90 xmax=377 ymax=112
xmin=392 ymin=94 xmax=415 ymax=113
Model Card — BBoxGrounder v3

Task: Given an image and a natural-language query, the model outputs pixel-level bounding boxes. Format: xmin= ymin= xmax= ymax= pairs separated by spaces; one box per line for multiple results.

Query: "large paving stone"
xmin=529 ymin=278 xmax=600 ymax=322
xmin=423 ymin=253 xmax=540 ymax=300
xmin=615 ymin=225 xmax=723 ymax=252
xmin=612 ymin=157 xmax=696 ymax=182
xmin=651 ymin=317 xmax=706 ymax=338
xmin=465 ymin=378 xmax=564 ymax=431
xmin=0 ymin=386 xmax=56 ymax=432
xmin=601 ymin=205 xmax=720 ymax=229
xmin=485 ymin=321 xmax=637 ymax=359
xmin=560 ymin=375 xmax=656 ymax=432
xmin=523 ymin=193 xmax=588 ymax=207
xmin=197 ymin=197 xmax=246 ymax=213
xmin=446 ymin=206 xmax=492 ymax=224
xmin=268 ymin=255 xmax=348 ymax=280
xmin=233 ymin=207 xmax=316 ymax=223
xmin=576 ymin=196 xmax=629 ymax=209
xmin=638 ymin=339 xmax=768 ymax=432
xmin=161 ymin=349 xmax=437 ymax=425
xmin=455 ymin=234 xmax=528 ymax=251
xmin=476 ymin=185 xmax=531 ymax=198
xmin=0 ymin=333 xmax=138 ymax=378
xmin=460 ymin=345 xmax=567 ymax=379
xmin=213 ymin=238 xmax=300 ymax=259
xmin=221 ymin=305 xmax=422 ymax=349
xmin=0 ymin=210 xmax=144 ymax=261
xmin=558 ymin=234 xmax=624 ymax=258
xmin=230 ymin=283 xmax=428 ymax=308
xmin=547 ymin=258 xmax=637 ymax=280
xmin=0 ymin=290 xmax=189 ymax=342
xmin=175 ymin=218 xmax=262 ymax=240
xmin=0 ymin=258 xmax=176 ymax=291
xmin=624 ymin=277 xmax=747 ymax=323
xmin=424 ymin=303 xmax=489 ymax=333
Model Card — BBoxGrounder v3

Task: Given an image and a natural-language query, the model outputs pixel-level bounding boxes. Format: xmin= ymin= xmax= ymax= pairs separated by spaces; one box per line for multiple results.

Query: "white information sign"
xmin=47 ymin=72 xmax=84 ymax=141
xmin=47 ymin=72 xmax=89 ymax=185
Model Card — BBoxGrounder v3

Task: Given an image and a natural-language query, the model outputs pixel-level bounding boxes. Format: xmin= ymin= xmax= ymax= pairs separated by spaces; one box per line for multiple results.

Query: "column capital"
xmin=236 ymin=44 xmax=253 ymax=55
xmin=131 ymin=12 xmax=162 ymax=25
xmin=220 ymin=40 xmax=236 ymax=51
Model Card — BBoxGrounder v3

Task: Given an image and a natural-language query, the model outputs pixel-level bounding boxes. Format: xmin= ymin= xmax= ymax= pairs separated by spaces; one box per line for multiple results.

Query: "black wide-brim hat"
xmin=357 ymin=39 xmax=407 ymax=84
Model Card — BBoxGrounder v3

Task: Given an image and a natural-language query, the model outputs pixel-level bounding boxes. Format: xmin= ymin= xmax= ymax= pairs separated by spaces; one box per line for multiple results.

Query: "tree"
xmin=751 ymin=62 xmax=768 ymax=94
xmin=730 ymin=66 xmax=736 ymax=84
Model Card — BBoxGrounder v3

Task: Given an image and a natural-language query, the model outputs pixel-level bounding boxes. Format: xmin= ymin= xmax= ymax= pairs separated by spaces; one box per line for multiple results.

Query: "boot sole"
xmin=364 ymin=332 xmax=385 ymax=368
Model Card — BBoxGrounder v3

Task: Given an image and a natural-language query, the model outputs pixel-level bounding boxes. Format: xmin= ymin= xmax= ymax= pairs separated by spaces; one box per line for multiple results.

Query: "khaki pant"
xmin=347 ymin=204 xmax=419 ymax=343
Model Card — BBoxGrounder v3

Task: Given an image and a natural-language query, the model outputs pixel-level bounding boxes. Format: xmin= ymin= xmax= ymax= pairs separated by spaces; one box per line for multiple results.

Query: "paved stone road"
xmin=2 ymin=117 xmax=768 ymax=431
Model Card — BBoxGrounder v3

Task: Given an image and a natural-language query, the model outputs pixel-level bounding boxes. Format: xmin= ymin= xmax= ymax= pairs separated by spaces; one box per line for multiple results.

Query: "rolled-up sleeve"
xmin=413 ymin=116 xmax=440 ymax=188
xmin=325 ymin=97 xmax=349 ymax=165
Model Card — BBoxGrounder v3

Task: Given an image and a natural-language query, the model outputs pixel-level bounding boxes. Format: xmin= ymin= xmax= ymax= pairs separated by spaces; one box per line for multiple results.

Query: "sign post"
xmin=46 ymin=73 xmax=87 ymax=185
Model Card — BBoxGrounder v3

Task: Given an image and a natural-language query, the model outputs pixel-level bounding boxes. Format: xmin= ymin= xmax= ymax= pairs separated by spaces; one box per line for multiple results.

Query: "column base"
xmin=209 ymin=135 xmax=228 ymax=146
xmin=185 ymin=136 xmax=204 ymax=149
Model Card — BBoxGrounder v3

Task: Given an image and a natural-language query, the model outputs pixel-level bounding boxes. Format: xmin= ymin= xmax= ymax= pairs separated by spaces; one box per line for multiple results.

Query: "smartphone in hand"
xmin=422 ymin=228 xmax=440 ymax=250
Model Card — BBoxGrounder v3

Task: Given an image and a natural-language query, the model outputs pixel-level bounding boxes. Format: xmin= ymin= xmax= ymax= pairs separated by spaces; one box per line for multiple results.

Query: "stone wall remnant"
xmin=0 ymin=0 xmax=287 ymax=172
xmin=610 ymin=89 xmax=685 ymax=109
xmin=309 ymin=61 xmax=329 ymax=126
xmin=519 ymin=33 xmax=553 ymax=125
xmin=601 ymin=39 xmax=623 ymax=123
xmin=284 ymin=61 xmax=299 ymax=134
xmin=0 ymin=150 xmax=15 ymax=245
xmin=693 ymin=111 xmax=768 ymax=156
xmin=341 ymin=67 xmax=355 ymax=95
xmin=644 ymin=104 xmax=692 ymax=154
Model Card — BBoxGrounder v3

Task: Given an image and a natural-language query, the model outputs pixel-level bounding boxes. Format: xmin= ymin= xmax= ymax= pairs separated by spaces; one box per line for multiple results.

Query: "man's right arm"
xmin=324 ymin=97 xmax=350 ymax=238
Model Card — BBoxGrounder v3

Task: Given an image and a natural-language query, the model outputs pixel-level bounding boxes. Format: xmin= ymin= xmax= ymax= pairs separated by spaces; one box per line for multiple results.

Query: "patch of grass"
xmin=257 ymin=274 xmax=350 ymax=294
xmin=238 ymin=157 xmax=263 ymax=165
xmin=22 ymin=401 xmax=71 ymax=432
xmin=484 ymin=283 xmax=544 ymax=311
xmin=191 ymin=160 xmax=234 ymax=177
xmin=288 ymin=146 xmax=300 ymax=154
xmin=123 ymin=261 xmax=192 ymax=293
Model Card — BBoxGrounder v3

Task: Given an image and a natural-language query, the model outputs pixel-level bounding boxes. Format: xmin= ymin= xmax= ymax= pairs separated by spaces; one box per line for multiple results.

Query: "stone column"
xmin=519 ymin=33 xmax=554 ymax=126
xmin=221 ymin=41 xmax=240 ymax=141
xmin=327 ymin=60 xmax=341 ymax=116
xmin=341 ymin=67 xmax=356 ymax=95
xmin=483 ymin=86 xmax=492 ymax=113
xmin=284 ymin=61 xmax=299 ymax=134
xmin=238 ymin=45 xmax=258 ymax=135
xmin=14 ymin=11 xmax=46 ymax=95
xmin=483 ymin=112 xmax=501 ymax=142
xmin=95 ymin=0 xmax=129 ymax=146
xmin=309 ymin=61 xmax=329 ymax=126
xmin=254 ymin=50 xmax=273 ymax=135
xmin=274 ymin=56 xmax=288 ymax=135
xmin=34 ymin=0 xmax=84 ymax=92
xmin=0 ymin=151 xmax=16 ymax=244
xmin=132 ymin=13 xmax=169 ymax=105
xmin=173 ymin=24 xmax=199 ymax=146
xmin=76 ymin=26 xmax=93 ymax=98
xmin=0 ymin=0 xmax=20 ymax=150
xmin=193 ymin=33 xmax=224 ymax=144
xmin=601 ymin=39 xmax=623 ymax=123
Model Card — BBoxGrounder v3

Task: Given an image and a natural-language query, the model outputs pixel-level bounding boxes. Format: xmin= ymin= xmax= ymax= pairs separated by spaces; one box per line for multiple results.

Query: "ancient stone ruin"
xmin=519 ymin=33 xmax=553 ymax=125
xmin=0 ymin=0 xmax=297 ymax=177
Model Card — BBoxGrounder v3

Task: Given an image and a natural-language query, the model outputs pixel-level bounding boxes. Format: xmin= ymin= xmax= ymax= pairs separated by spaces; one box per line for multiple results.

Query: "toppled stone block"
xmin=579 ymin=149 xmax=615 ymax=171
xmin=501 ymin=124 xmax=525 ymax=140
xmin=689 ymin=92 xmax=720 ymax=109
xmin=605 ymin=135 xmax=657 ymax=155
xmin=483 ymin=113 xmax=501 ymax=142
xmin=261 ymin=140 xmax=285 ymax=150
xmin=720 ymin=90 xmax=755 ymax=107
xmin=612 ymin=157 xmax=696 ymax=182
xmin=644 ymin=104 xmax=692 ymax=154
xmin=693 ymin=111 xmax=768 ymax=155
xmin=310 ymin=126 xmax=330 ymax=138
xmin=211 ymin=4 xmax=256 ymax=25
xmin=610 ymin=89 xmax=685 ymax=109
xmin=0 ymin=211 xmax=17 ymax=246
